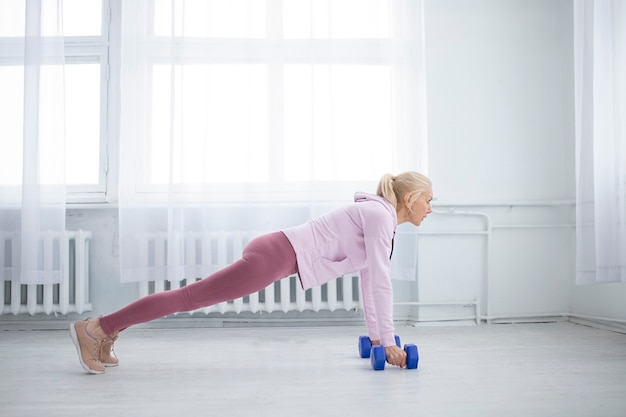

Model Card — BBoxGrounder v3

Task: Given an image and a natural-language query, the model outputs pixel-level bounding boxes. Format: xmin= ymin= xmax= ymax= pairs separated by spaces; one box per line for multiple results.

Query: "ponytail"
xmin=376 ymin=171 xmax=432 ymax=209
xmin=376 ymin=174 xmax=398 ymax=208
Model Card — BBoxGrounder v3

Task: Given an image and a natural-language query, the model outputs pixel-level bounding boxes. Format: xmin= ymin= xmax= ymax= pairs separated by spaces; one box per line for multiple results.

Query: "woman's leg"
xmin=70 ymin=232 xmax=297 ymax=373
xmin=98 ymin=231 xmax=297 ymax=335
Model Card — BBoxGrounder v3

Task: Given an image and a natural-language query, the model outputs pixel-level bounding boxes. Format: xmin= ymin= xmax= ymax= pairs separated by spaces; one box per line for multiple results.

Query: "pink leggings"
xmin=99 ymin=232 xmax=298 ymax=336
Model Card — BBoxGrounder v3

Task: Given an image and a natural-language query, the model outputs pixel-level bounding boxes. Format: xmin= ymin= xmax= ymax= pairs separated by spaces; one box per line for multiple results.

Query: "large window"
xmin=0 ymin=0 xmax=110 ymax=200
xmin=119 ymin=0 xmax=424 ymax=202
xmin=0 ymin=0 xmax=426 ymax=204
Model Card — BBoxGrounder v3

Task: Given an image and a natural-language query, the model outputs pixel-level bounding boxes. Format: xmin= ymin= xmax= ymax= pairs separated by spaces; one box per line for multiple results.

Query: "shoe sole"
xmin=69 ymin=323 xmax=105 ymax=375
xmin=102 ymin=362 xmax=119 ymax=368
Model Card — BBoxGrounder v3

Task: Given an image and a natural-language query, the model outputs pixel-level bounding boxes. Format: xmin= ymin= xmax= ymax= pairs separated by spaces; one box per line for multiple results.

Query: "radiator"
xmin=0 ymin=230 xmax=92 ymax=316
xmin=138 ymin=231 xmax=362 ymax=315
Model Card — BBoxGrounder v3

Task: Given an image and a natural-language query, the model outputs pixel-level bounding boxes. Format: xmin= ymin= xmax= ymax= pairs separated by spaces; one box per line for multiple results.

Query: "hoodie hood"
xmin=353 ymin=192 xmax=397 ymax=224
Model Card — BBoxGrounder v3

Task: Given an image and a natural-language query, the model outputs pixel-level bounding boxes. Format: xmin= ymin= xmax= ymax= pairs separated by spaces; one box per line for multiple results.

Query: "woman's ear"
xmin=404 ymin=193 xmax=412 ymax=208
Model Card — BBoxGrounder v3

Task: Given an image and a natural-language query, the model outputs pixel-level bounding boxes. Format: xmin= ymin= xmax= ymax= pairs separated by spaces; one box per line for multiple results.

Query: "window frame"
xmin=65 ymin=0 xmax=116 ymax=204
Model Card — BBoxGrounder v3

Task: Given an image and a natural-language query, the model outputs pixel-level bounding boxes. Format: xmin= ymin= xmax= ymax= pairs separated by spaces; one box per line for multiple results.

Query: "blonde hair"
xmin=376 ymin=171 xmax=432 ymax=209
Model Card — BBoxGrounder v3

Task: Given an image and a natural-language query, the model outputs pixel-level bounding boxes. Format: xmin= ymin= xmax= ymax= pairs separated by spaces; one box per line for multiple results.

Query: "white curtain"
xmin=118 ymin=0 xmax=427 ymax=283
xmin=574 ymin=0 xmax=626 ymax=284
xmin=0 ymin=0 xmax=67 ymax=285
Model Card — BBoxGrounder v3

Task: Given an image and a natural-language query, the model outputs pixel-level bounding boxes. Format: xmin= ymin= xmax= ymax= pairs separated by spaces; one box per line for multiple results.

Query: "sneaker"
xmin=100 ymin=334 xmax=119 ymax=367
xmin=69 ymin=319 xmax=106 ymax=374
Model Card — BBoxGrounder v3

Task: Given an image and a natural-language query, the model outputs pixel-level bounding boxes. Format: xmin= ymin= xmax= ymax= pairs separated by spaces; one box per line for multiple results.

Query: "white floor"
xmin=1 ymin=321 xmax=625 ymax=417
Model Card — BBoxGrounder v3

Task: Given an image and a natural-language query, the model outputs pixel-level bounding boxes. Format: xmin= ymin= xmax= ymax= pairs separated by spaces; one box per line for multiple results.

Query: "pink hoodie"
xmin=282 ymin=193 xmax=398 ymax=347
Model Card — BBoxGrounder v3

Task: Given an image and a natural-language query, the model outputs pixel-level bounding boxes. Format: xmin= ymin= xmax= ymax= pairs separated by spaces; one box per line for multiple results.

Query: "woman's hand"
xmin=384 ymin=345 xmax=407 ymax=368
xmin=371 ymin=340 xmax=406 ymax=367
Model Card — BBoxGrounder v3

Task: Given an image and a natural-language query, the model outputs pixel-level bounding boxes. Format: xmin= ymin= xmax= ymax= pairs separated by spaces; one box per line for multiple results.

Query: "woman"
xmin=70 ymin=171 xmax=433 ymax=374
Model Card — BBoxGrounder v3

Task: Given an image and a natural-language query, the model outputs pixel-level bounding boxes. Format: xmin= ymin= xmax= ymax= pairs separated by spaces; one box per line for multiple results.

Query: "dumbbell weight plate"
xmin=370 ymin=345 xmax=386 ymax=371
xmin=358 ymin=335 xmax=371 ymax=358
xmin=404 ymin=344 xmax=419 ymax=369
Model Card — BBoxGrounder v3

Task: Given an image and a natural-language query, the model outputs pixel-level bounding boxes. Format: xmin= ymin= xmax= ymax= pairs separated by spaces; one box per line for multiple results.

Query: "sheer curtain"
xmin=118 ymin=0 xmax=427 ymax=283
xmin=0 ymin=0 xmax=66 ymax=285
xmin=574 ymin=0 xmax=626 ymax=284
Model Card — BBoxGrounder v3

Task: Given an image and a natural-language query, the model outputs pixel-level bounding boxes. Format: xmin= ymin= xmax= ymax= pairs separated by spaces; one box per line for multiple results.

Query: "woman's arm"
xmin=358 ymin=268 xmax=380 ymax=343
xmin=360 ymin=237 xmax=407 ymax=367
xmin=361 ymin=235 xmax=395 ymax=347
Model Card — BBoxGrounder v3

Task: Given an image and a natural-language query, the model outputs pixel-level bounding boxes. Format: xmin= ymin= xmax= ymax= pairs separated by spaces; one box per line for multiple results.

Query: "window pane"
xmin=150 ymin=64 xmax=269 ymax=184
xmin=0 ymin=65 xmax=68 ymax=186
xmin=65 ymin=63 xmax=101 ymax=185
xmin=0 ymin=66 xmax=23 ymax=185
xmin=39 ymin=64 xmax=66 ymax=185
xmin=63 ymin=0 xmax=102 ymax=36
xmin=283 ymin=0 xmax=390 ymax=39
xmin=0 ymin=64 xmax=101 ymax=187
xmin=284 ymin=64 xmax=393 ymax=181
xmin=0 ymin=0 xmax=64 ymax=37
xmin=0 ymin=0 xmax=100 ymax=37
xmin=153 ymin=0 xmax=266 ymax=38
xmin=0 ymin=0 xmax=24 ymax=37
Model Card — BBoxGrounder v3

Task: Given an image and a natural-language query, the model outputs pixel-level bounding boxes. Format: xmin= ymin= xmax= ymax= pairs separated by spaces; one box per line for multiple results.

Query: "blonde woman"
xmin=70 ymin=172 xmax=433 ymax=374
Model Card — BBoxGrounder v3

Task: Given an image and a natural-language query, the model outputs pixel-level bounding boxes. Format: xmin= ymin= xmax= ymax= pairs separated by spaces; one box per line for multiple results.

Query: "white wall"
xmin=422 ymin=0 xmax=626 ymax=324
xmin=59 ymin=0 xmax=626 ymax=324
xmin=425 ymin=0 xmax=574 ymax=202
xmin=413 ymin=0 xmax=575 ymax=321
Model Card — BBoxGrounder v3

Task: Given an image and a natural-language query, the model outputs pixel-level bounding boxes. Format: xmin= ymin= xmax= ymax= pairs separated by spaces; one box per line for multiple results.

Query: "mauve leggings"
xmin=99 ymin=232 xmax=298 ymax=336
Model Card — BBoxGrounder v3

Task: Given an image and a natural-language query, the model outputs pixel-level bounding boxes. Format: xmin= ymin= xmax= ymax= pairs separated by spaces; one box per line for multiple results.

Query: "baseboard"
xmin=481 ymin=314 xmax=570 ymax=324
xmin=2 ymin=313 xmax=626 ymax=334
xmin=0 ymin=314 xmax=366 ymax=332
xmin=0 ymin=315 xmax=79 ymax=331
xmin=568 ymin=314 xmax=626 ymax=335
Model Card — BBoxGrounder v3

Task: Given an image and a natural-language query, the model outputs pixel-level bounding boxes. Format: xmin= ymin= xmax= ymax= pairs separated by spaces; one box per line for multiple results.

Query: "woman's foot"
xmin=100 ymin=334 xmax=119 ymax=367
xmin=69 ymin=319 xmax=106 ymax=374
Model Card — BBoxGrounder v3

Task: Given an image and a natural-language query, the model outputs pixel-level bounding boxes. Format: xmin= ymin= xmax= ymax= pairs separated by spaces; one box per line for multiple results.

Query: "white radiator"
xmin=0 ymin=230 xmax=92 ymax=316
xmin=138 ymin=231 xmax=362 ymax=315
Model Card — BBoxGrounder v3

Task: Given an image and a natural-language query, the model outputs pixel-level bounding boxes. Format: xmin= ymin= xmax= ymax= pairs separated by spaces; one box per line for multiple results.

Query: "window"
xmin=0 ymin=0 xmax=110 ymax=201
xmin=119 ymin=0 xmax=423 ymax=202
xmin=1 ymin=0 xmax=425 ymax=204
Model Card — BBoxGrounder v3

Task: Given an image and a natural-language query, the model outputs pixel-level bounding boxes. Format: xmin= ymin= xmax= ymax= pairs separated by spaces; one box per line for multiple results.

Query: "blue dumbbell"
xmin=358 ymin=335 xmax=401 ymax=358
xmin=370 ymin=343 xmax=419 ymax=371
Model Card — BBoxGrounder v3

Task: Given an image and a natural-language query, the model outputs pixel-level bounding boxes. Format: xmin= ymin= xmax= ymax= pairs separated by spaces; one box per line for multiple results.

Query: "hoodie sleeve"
xmin=359 ymin=267 xmax=380 ymax=342
xmin=361 ymin=235 xmax=396 ymax=347
xmin=358 ymin=201 xmax=397 ymax=347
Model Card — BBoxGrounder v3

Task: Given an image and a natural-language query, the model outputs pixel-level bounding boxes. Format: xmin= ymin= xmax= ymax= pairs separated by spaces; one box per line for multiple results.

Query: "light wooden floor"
xmin=1 ymin=321 xmax=625 ymax=417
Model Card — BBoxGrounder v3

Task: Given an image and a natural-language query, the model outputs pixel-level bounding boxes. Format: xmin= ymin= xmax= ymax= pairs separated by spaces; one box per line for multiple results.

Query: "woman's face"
xmin=405 ymin=187 xmax=433 ymax=226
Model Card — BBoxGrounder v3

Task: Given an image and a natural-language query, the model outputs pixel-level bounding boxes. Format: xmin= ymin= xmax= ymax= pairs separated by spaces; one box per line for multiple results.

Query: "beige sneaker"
xmin=69 ymin=319 xmax=106 ymax=374
xmin=100 ymin=334 xmax=119 ymax=367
